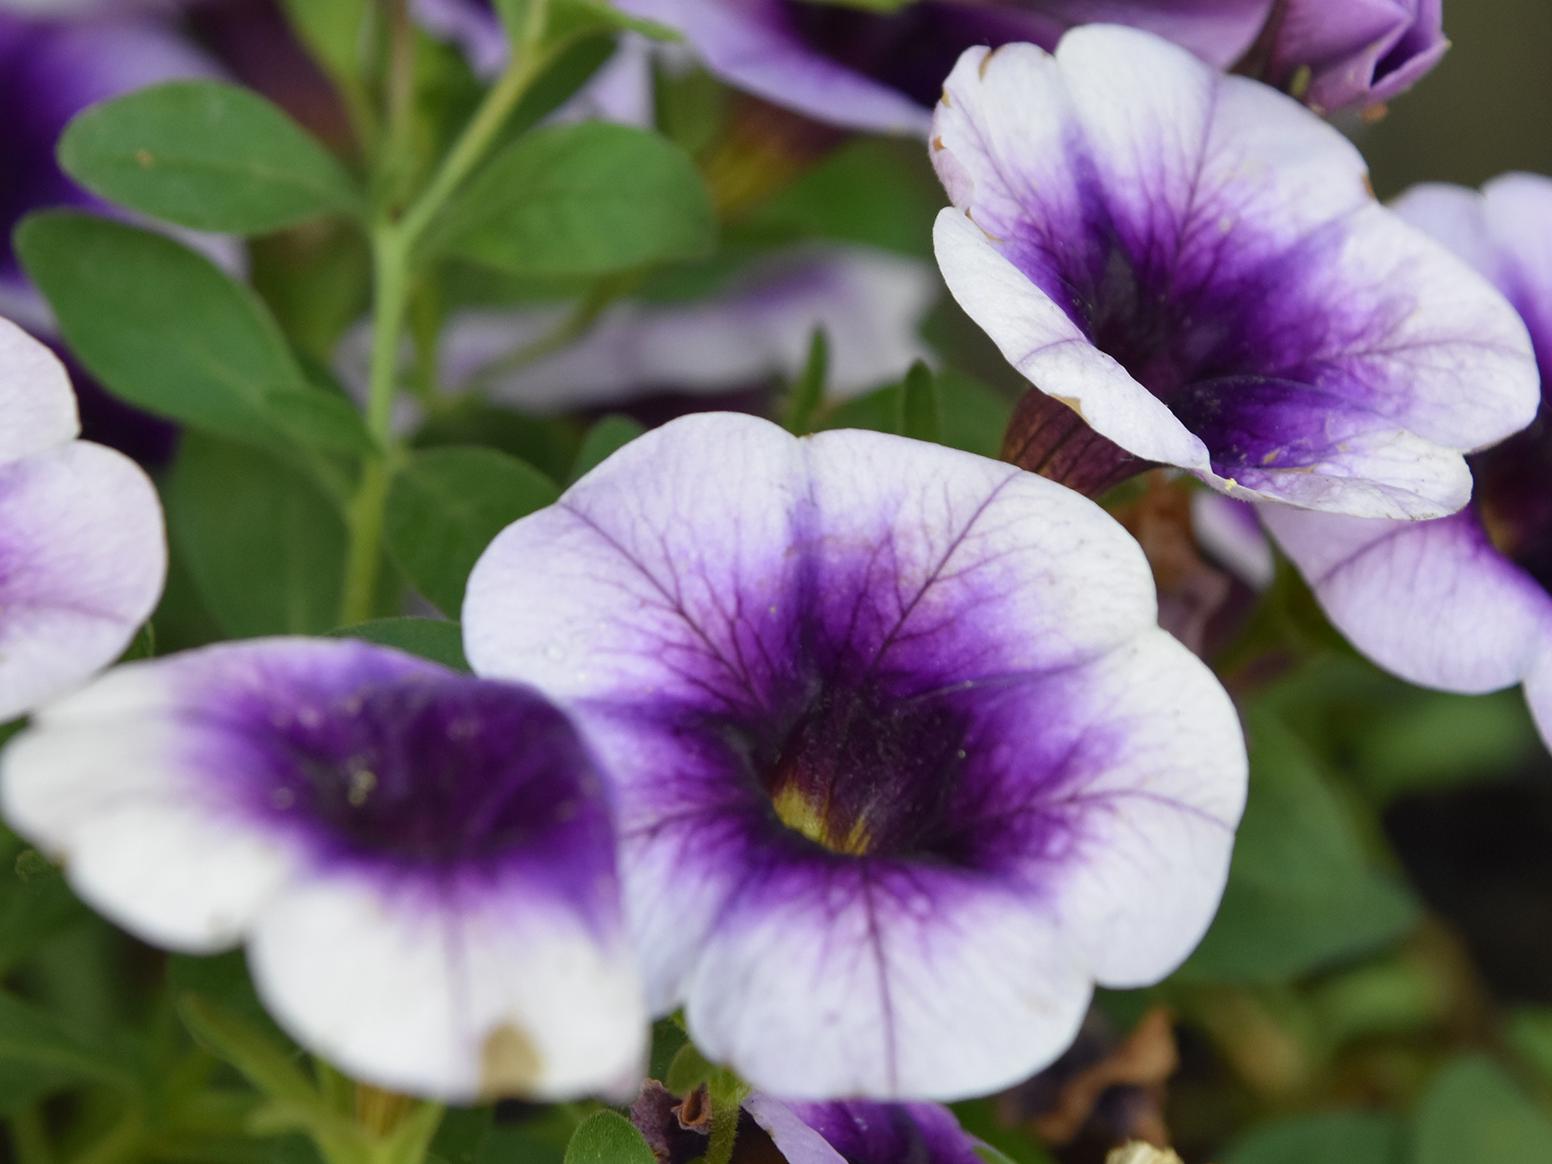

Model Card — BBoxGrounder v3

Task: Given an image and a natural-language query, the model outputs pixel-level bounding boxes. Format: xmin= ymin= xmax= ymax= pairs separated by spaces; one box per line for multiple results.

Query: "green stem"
xmin=703 ymin=1097 xmax=742 ymax=1164
xmin=338 ymin=226 xmax=409 ymax=627
xmin=397 ymin=0 xmax=554 ymax=248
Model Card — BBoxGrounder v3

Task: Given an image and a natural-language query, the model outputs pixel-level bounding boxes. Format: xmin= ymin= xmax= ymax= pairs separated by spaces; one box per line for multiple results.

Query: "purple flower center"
xmin=229 ymin=674 xmax=608 ymax=877
xmin=1029 ymin=208 xmax=1377 ymax=476
xmin=761 ymin=674 xmax=971 ymax=858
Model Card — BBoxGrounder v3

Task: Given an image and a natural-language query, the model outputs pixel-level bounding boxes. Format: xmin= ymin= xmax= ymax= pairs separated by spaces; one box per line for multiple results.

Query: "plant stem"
xmin=336 ymin=0 xmax=555 ymax=625
xmin=397 ymin=0 xmax=554 ymax=249
xmin=338 ymin=225 xmax=409 ymax=626
xmin=703 ymin=1095 xmax=742 ymax=1164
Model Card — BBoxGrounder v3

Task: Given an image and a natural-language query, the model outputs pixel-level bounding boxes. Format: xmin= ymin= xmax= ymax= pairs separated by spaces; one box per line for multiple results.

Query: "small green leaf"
xmin=821 ymin=369 xmax=1012 ymax=459
xmin=1225 ymin=1112 xmax=1403 ymax=1164
xmin=899 ymin=360 xmax=940 ymax=444
xmin=783 ymin=330 xmax=828 ymax=435
xmin=60 ymin=82 xmax=358 ymax=233
xmin=1181 ymin=712 xmax=1419 ymax=983
xmin=563 ymin=1111 xmax=655 ymax=1164
xmin=1413 ymin=1057 xmax=1552 ymax=1164
xmin=436 ymin=123 xmax=715 ymax=278
xmin=386 ymin=447 xmax=559 ymax=615
xmin=17 ymin=213 xmax=303 ymax=448
xmin=329 ymin=618 xmax=470 ymax=671
xmin=570 ymin=415 xmax=645 ymax=482
xmin=165 ymin=435 xmax=348 ymax=637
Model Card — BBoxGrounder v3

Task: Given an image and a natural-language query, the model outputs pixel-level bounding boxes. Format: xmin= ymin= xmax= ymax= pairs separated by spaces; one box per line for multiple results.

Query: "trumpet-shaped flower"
xmin=932 ymin=27 xmax=1536 ymax=520
xmin=464 ymin=413 xmax=1247 ymax=1100
xmin=0 ymin=319 xmax=164 ymax=720
xmin=1 ymin=638 xmax=647 ymax=1100
xmin=1265 ymin=174 xmax=1552 ymax=747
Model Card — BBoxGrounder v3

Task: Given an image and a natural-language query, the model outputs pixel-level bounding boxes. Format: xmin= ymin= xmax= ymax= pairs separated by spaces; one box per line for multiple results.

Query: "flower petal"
xmin=931 ymin=29 xmax=1538 ymax=518
xmin=1037 ymin=631 xmax=1247 ymax=986
xmin=467 ymin=414 xmax=1244 ymax=1099
xmin=932 ymin=210 xmax=1210 ymax=471
xmin=3 ymin=639 xmax=647 ymax=1101
xmin=1263 ymin=507 xmax=1552 ymax=694
xmin=249 ymin=866 xmax=646 ymax=1102
xmin=0 ymin=316 xmax=79 ymax=462
xmin=0 ymin=440 xmax=165 ymax=720
xmin=684 ymin=859 xmax=1090 ymax=1099
xmin=614 ymin=0 xmax=932 ymax=136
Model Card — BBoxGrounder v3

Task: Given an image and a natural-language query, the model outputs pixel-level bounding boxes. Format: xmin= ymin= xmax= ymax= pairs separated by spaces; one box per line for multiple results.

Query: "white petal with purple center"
xmin=465 ymin=413 xmax=1247 ymax=1099
xmin=931 ymin=28 xmax=1538 ymax=519
xmin=2 ymin=638 xmax=647 ymax=1101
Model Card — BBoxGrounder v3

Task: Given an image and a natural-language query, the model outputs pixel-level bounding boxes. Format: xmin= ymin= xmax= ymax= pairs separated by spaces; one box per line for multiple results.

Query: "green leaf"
xmin=385 ymin=447 xmax=559 ymax=615
xmin=563 ymin=1111 xmax=655 ymax=1164
xmin=178 ymin=995 xmax=317 ymax=1107
xmin=165 ymin=435 xmax=347 ymax=637
xmin=59 ymin=82 xmax=358 ymax=233
xmin=747 ymin=139 xmax=940 ymax=257
xmin=267 ymin=387 xmax=378 ymax=456
xmin=1413 ymin=1057 xmax=1552 ymax=1164
xmin=437 ymin=123 xmax=715 ymax=278
xmin=508 ymin=35 xmax=619 ymax=138
xmin=1181 ymin=712 xmax=1419 ymax=983
xmin=570 ymin=415 xmax=645 ymax=482
xmin=783 ymin=329 xmax=828 ymax=435
xmin=329 ymin=618 xmax=470 ymax=670
xmin=899 ymin=360 xmax=940 ymax=444
xmin=821 ymin=369 xmax=1012 ymax=459
xmin=1226 ymin=1112 xmax=1403 ymax=1164
xmin=17 ymin=213 xmax=304 ymax=447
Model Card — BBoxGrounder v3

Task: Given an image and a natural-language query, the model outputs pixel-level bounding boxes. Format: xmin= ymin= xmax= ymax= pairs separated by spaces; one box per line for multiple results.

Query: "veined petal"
xmin=2 ymin=639 xmax=647 ymax=1101
xmin=465 ymin=413 xmax=1247 ymax=1099
xmin=931 ymin=29 xmax=1538 ymax=518
xmin=0 ymin=440 xmax=164 ymax=721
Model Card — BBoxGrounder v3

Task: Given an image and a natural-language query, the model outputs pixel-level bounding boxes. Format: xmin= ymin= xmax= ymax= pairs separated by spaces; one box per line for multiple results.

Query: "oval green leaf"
xmin=562 ymin=1112 xmax=654 ymax=1164
xmin=435 ymin=123 xmax=715 ymax=278
xmin=59 ymin=81 xmax=359 ymax=233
